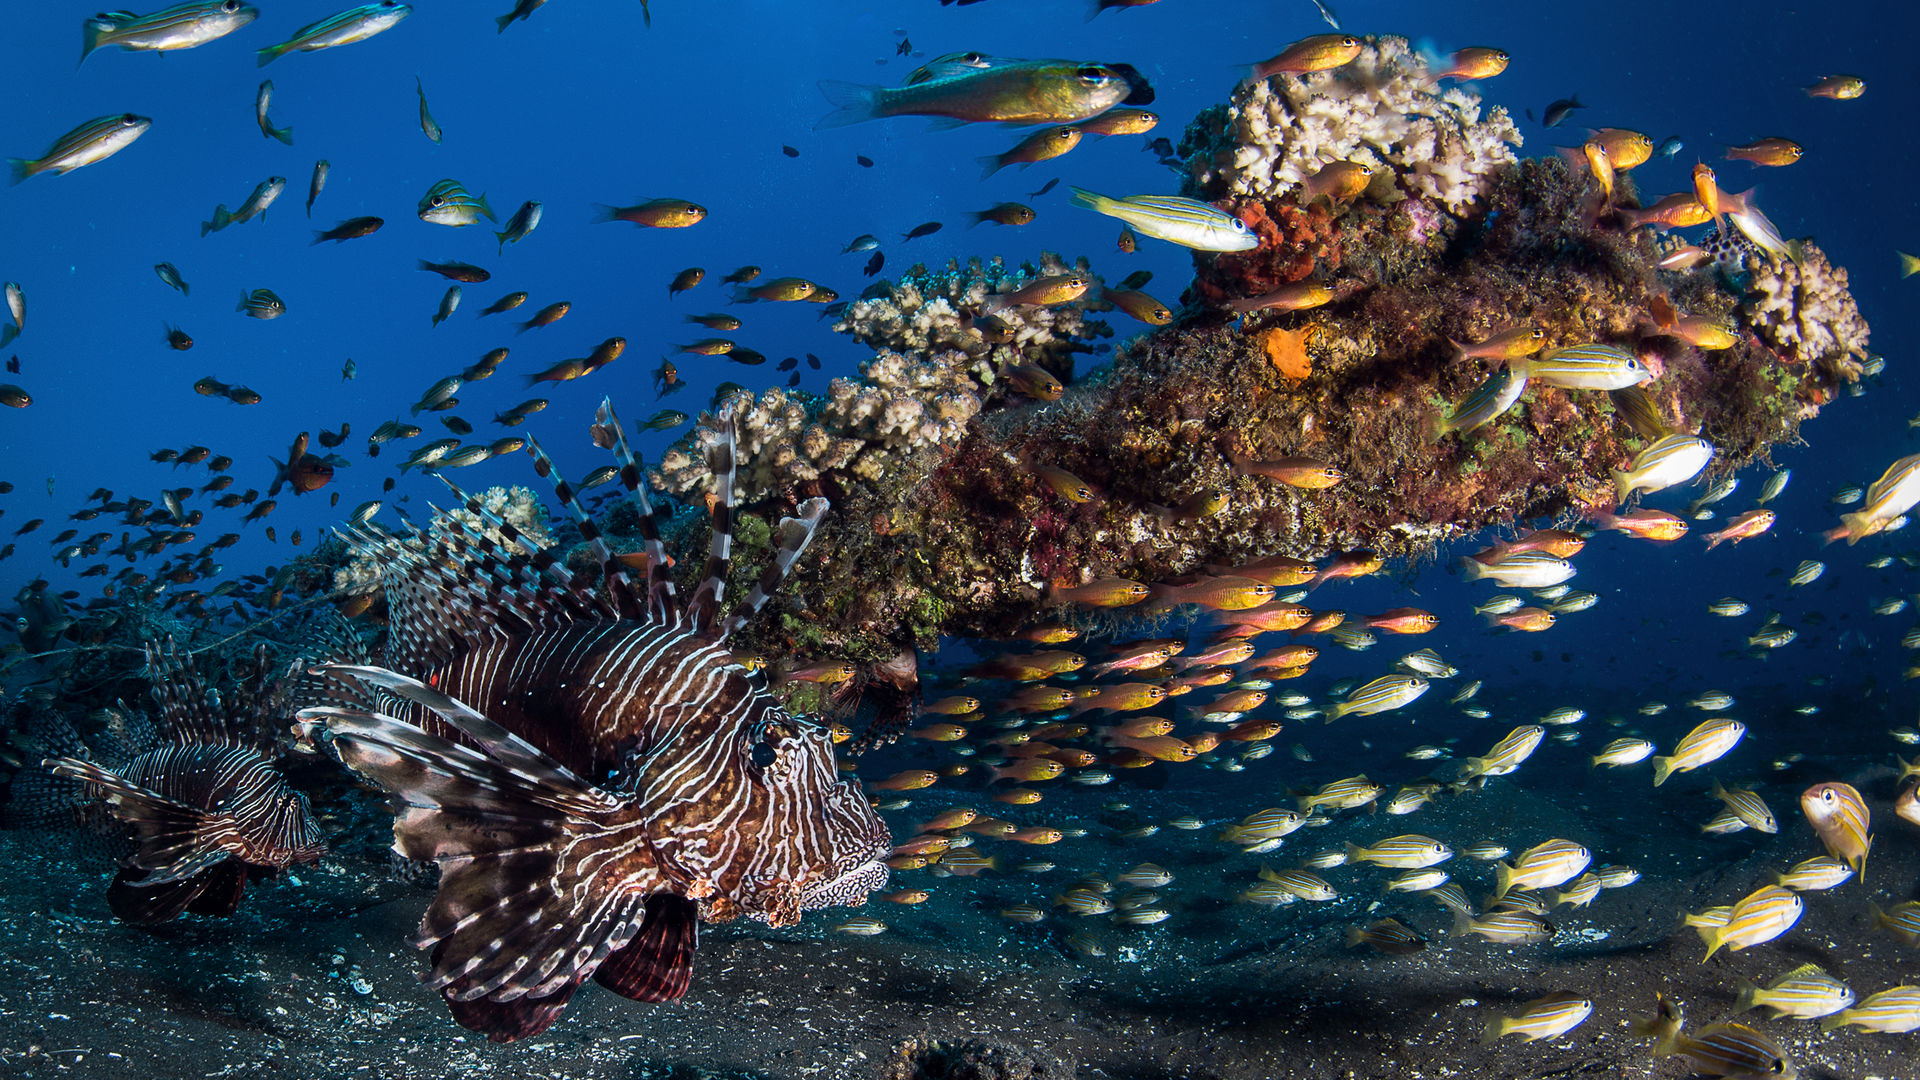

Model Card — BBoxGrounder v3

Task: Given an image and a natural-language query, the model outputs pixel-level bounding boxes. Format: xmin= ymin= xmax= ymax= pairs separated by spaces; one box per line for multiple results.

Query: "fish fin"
xmin=477 ymin=192 xmax=496 ymax=223
xmin=814 ymin=81 xmax=881 ymax=129
xmin=298 ymin=698 xmax=656 ymax=1038
xmin=494 ymin=12 xmax=516 ymax=32
xmin=255 ymin=43 xmax=288 ymax=67
xmin=78 ymin=23 xmax=109 ymax=67
xmin=976 ymin=154 xmax=1005 ymax=181
xmin=1067 ymin=186 xmax=1109 ymax=213
xmin=106 ymin=860 xmax=246 ymax=924
xmin=1818 ymin=1013 xmax=1850 ymax=1033
xmin=1478 ymin=1017 xmax=1506 ymax=1045
xmin=41 ymin=756 xmax=233 ymax=883
xmin=1730 ymin=977 xmax=1760 ymax=1016
xmin=5 ymin=159 xmax=32 ymax=186
xmin=715 ymin=500 xmax=827 ymax=644
xmin=145 ymin=635 xmax=285 ymax=751
xmin=1650 ymin=756 xmax=1674 ymax=787
xmin=589 ymin=203 xmax=624 ymax=224
xmin=682 ymin=409 xmax=740 ymax=635
xmin=593 ymin=893 xmax=698 ymax=1002
xmin=269 ymin=124 xmax=293 ymax=146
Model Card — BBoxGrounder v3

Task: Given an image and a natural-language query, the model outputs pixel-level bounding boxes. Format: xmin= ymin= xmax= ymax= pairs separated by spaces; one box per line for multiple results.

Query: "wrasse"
xmin=256 ymin=1 xmax=411 ymax=66
xmin=1068 ymin=188 xmax=1257 ymax=251
xmin=83 ymin=2 xmax=259 ymax=64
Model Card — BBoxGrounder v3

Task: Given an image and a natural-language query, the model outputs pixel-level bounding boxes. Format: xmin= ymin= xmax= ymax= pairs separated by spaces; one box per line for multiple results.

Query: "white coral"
xmin=1193 ymin=36 xmax=1520 ymax=216
xmin=1741 ymin=241 xmax=1869 ymax=369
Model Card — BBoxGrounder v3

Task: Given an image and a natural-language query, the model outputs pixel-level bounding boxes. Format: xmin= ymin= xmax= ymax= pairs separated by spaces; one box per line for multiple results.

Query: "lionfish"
xmin=295 ymin=398 xmax=892 ymax=1042
xmin=39 ymin=637 xmax=327 ymax=924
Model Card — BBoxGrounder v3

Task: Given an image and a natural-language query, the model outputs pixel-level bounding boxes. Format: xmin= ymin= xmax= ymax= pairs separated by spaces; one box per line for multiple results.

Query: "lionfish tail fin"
xmin=295 ymin=682 xmax=669 ymax=1043
xmin=717 ymin=497 xmax=829 ymax=643
xmin=684 ymin=406 xmax=741 ymax=636
xmin=41 ymin=756 xmax=233 ymax=884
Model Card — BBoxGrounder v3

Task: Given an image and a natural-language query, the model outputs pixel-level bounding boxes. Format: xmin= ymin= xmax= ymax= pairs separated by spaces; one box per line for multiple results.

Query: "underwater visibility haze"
xmin=3 ymin=0 xmax=1920 ymax=1077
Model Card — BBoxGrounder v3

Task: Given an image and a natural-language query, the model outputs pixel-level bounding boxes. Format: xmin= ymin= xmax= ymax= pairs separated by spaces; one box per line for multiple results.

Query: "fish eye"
xmin=430 ymin=195 xmax=445 ymax=206
xmin=1343 ymin=36 xmax=1359 ymax=46
xmin=1075 ymin=65 xmax=1110 ymax=84
xmin=1231 ymin=219 xmax=1248 ymax=232
xmin=120 ymin=113 xmax=140 ymax=125
xmin=223 ymin=0 xmax=239 ymax=9
xmin=750 ymin=743 xmax=777 ymax=768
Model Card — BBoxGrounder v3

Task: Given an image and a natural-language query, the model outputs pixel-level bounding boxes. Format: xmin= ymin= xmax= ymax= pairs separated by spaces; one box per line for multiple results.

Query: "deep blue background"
xmin=1 ymin=0 xmax=1914 ymax=710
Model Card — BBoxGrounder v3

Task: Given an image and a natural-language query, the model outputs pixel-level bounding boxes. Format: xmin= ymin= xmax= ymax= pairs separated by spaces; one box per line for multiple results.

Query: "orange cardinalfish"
xmin=990 ymin=758 xmax=1066 ymax=784
xmin=1430 ymin=46 xmax=1509 ymax=81
xmin=1691 ymin=164 xmax=1750 ymax=231
xmin=1051 ymin=577 xmax=1150 ymax=607
xmin=1109 ymin=734 xmax=1197 ymax=762
xmin=1725 ymin=137 xmax=1803 ymax=167
xmin=1172 ymin=639 xmax=1255 ymax=669
xmin=1594 ymin=509 xmax=1690 ymax=541
xmin=1069 ymin=682 xmax=1169 ymax=714
xmin=1001 ymin=685 xmax=1077 ymax=713
xmin=1225 ymin=281 xmax=1334 ymax=316
xmin=1473 ymin=529 xmax=1585 ymax=562
xmin=1705 ymin=509 xmax=1775 ymax=550
xmin=890 ymin=835 xmax=951 ymax=857
xmin=1364 ymin=607 xmax=1439 ymax=634
xmin=1089 ymin=641 xmax=1183 ymax=678
xmin=917 ymin=808 xmax=979 ymax=832
xmin=1217 ymin=600 xmax=1315 ymax=635
xmin=1247 ymin=644 xmax=1319 ymax=670
xmin=1233 ymin=455 xmax=1343 ymax=488
xmin=1620 ymin=193 xmax=1712 ymax=231
xmin=908 ymin=723 xmax=968 ymax=742
xmin=871 ymin=769 xmax=939 ymax=792
xmin=1307 ymin=550 xmax=1382 ymax=591
xmin=1487 ymin=607 xmax=1556 ymax=632
xmin=1245 ymin=33 xmax=1363 ymax=84
xmin=1583 ymin=141 xmax=1614 ymax=204
xmin=1451 ymin=325 xmax=1545 ymax=362
xmin=1224 ymin=718 xmax=1284 ymax=742
xmin=1153 ymin=575 xmax=1276 ymax=610
xmin=1007 ymin=827 xmax=1063 ymax=845
xmin=1216 ymin=553 xmax=1317 ymax=585
xmin=1291 ymin=609 xmax=1348 ymax=636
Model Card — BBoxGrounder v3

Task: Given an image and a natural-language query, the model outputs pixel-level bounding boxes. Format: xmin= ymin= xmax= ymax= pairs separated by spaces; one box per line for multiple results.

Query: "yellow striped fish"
xmin=1258 ymin=866 xmax=1336 ymax=900
xmin=1325 ymin=674 xmax=1429 ymax=721
xmin=1799 ymin=781 xmax=1871 ymax=876
xmin=1453 ymin=909 xmax=1553 ymax=943
xmin=1591 ymin=737 xmax=1655 ymax=768
xmin=7 ymin=114 xmax=151 ymax=183
xmin=81 ymin=1 xmax=258 ymax=63
xmin=1295 ymin=775 xmax=1383 ymax=813
xmin=1735 ymin=963 xmax=1854 ymax=1019
xmin=1697 ymin=884 xmax=1802 ymax=961
xmin=1869 ymin=900 xmax=1920 ymax=945
xmin=1709 ymin=780 xmax=1777 ymax=833
xmin=1652 ymin=717 xmax=1745 ymax=786
xmin=1481 ymin=991 xmax=1592 ymax=1043
xmin=1774 ymin=855 xmax=1853 ymax=891
xmin=1515 ymin=342 xmax=1651 ymax=390
xmin=1067 ymin=188 xmax=1259 ymax=252
xmin=1820 ymin=985 xmax=1920 ymax=1033
xmin=1614 ymin=432 xmax=1716 ymax=501
xmin=256 ymin=1 xmax=411 ymax=67
xmin=1635 ymin=995 xmax=1795 ymax=1079
xmin=1494 ymin=838 xmax=1590 ymax=897
xmin=1345 ymin=834 xmax=1452 ymax=869
xmin=1460 ymin=724 xmax=1545 ymax=778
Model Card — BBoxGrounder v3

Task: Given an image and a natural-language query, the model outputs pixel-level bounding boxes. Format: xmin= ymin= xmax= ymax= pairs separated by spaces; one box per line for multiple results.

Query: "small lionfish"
xmin=38 ymin=638 xmax=326 ymax=924
xmin=295 ymin=397 xmax=892 ymax=1042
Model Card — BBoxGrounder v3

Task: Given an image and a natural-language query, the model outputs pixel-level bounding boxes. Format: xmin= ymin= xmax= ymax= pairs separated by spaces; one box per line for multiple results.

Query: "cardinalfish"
xmin=1246 ymin=33 xmax=1363 ymax=83
xmin=978 ymin=126 xmax=1082 ymax=179
xmin=818 ymin=59 xmax=1137 ymax=128
xmin=1594 ymin=509 xmax=1689 ymax=541
xmin=1307 ymin=550 xmax=1381 ymax=590
xmin=1725 ymin=137 xmax=1802 ymax=167
xmin=1226 ymin=281 xmax=1333 ymax=315
xmin=1232 ymin=455 xmax=1342 ymax=488
xmin=1431 ymin=46 xmax=1509 ymax=81
xmin=1703 ymin=509 xmax=1775 ymax=550
xmin=1804 ymin=74 xmax=1865 ymax=99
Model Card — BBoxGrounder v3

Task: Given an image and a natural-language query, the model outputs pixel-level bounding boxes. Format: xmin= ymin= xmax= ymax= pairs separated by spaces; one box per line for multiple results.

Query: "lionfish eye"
xmin=751 ymin=743 xmax=777 ymax=768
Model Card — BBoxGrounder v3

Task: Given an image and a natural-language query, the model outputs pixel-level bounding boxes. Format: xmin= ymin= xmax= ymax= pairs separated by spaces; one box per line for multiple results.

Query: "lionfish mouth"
xmin=798 ymin=852 xmax=891 ymax=911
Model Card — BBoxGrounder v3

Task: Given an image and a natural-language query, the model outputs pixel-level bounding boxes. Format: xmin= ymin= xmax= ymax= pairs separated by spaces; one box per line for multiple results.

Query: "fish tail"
xmin=975 ymin=155 xmax=1007 ymax=181
xmin=814 ymin=80 xmax=881 ymax=129
xmin=78 ymin=23 xmax=109 ymax=66
xmin=477 ymin=192 xmax=496 ymax=223
xmin=1818 ymin=1013 xmax=1851 ymax=1033
xmin=1650 ymin=756 xmax=1674 ymax=787
xmin=1698 ymin=924 xmax=1724 ymax=962
xmin=1478 ymin=1017 xmax=1506 ymax=1045
xmin=589 ymin=203 xmax=623 ymax=224
xmin=1611 ymin=469 xmax=1634 ymax=505
xmin=1632 ymin=994 xmax=1683 ymax=1052
xmin=1066 ymin=186 xmax=1111 ymax=215
xmin=41 ymin=756 xmax=231 ymax=884
xmin=255 ymin=42 xmax=290 ymax=67
xmin=269 ymin=123 xmax=294 ymax=146
xmin=495 ymin=12 xmax=515 ymax=32
xmin=296 ymin=684 xmax=679 ymax=1042
xmin=1341 ymin=924 xmax=1366 ymax=948
xmin=1449 ymin=910 xmax=1473 ymax=937
xmin=1731 ymin=978 xmax=1760 ymax=1016
xmin=494 ymin=228 xmax=510 ymax=254
xmin=1456 ymin=557 xmax=1488 ymax=583
xmin=7 ymin=158 xmax=34 ymax=186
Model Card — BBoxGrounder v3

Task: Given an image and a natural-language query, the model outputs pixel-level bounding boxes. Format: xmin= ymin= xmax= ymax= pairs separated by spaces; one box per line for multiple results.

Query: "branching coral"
xmin=1184 ymin=36 xmax=1521 ymax=216
xmin=1741 ymin=242 xmax=1870 ymax=376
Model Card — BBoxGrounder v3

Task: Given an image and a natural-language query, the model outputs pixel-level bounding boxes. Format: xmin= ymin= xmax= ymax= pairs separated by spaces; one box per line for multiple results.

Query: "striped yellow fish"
xmin=81 ymin=1 xmax=258 ymax=63
xmin=1591 ymin=737 xmax=1655 ymax=768
xmin=1735 ymin=963 xmax=1854 ymax=1019
xmin=1820 ymin=985 xmax=1920 ymax=1033
xmin=1869 ymin=900 xmax=1920 ymax=946
xmin=1800 ymin=781 xmax=1871 ymax=875
xmin=1295 ymin=775 xmax=1383 ymax=814
xmin=1708 ymin=780 xmax=1777 ymax=833
xmin=1345 ymin=834 xmax=1452 ymax=869
xmin=1460 ymin=724 xmax=1545 ymax=778
xmin=1257 ymin=866 xmax=1337 ymax=900
xmin=256 ymin=1 xmax=411 ymax=66
xmin=1697 ymin=884 xmax=1802 ymax=961
xmin=7 ymin=114 xmax=150 ymax=184
xmin=1453 ymin=909 xmax=1553 ymax=944
xmin=1652 ymin=717 xmax=1744 ymax=786
xmin=1515 ymin=342 xmax=1651 ymax=390
xmin=1614 ymin=433 xmax=1715 ymax=501
xmin=1635 ymin=995 xmax=1795 ymax=1079
xmin=1068 ymin=188 xmax=1259 ymax=252
xmin=1481 ymin=991 xmax=1592 ymax=1044
xmin=1494 ymin=838 xmax=1590 ymax=897
xmin=1325 ymin=674 xmax=1429 ymax=721
xmin=1774 ymin=855 xmax=1853 ymax=892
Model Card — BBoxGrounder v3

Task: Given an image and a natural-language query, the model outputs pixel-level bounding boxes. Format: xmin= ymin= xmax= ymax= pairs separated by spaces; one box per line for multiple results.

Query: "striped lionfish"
xmin=39 ymin=637 xmax=327 ymax=924
xmin=294 ymin=398 xmax=892 ymax=1043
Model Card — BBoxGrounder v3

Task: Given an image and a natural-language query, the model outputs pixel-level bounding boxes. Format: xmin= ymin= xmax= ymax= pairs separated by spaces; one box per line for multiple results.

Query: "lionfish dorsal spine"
xmin=716 ymin=497 xmax=828 ymax=643
xmin=684 ymin=407 xmax=740 ymax=636
xmin=593 ymin=398 xmax=676 ymax=622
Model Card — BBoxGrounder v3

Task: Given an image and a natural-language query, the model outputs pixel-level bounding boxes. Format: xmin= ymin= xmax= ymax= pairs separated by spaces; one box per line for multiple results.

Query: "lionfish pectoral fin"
xmin=594 ymin=893 xmax=699 ymax=1003
xmin=106 ymin=861 xmax=246 ymax=925
xmin=42 ymin=756 xmax=232 ymax=884
xmin=684 ymin=407 xmax=741 ymax=636
xmin=442 ymin=980 xmax=577 ymax=1044
xmin=716 ymin=497 xmax=829 ymax=643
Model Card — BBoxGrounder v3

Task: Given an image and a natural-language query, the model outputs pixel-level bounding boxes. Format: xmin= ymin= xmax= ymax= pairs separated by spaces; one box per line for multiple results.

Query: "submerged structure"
xmin=618 ymin=37 xmax=1867 ymax=668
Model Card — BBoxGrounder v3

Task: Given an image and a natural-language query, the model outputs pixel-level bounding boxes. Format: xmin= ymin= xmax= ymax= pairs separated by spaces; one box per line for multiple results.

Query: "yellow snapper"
xmin=256 ymin=1 xmax=411 ymax=66
xmin=1708 ymin=781 xmax=1777 ymax=833
xmin=81 ymin=1 xmax=258 ymax=63
xmin=1696 ymin=884 xmax=1802 ymax=961
xmin=1453 ymin=909 xmax=1553 ymax=944
xmin=1324 ymin=674 xmax=1428 ymax=721
xmin=1514 ymin=342 xmax=1651 ymax=390
xmin=1652 ymin=717 xmax=1744 ymax=787
xmin=817 ymin=59 xmax=1133 ymax=128
xmin=1636 ymin=995 xmax=1796 ymax=1080
xmin=1831 ymin=452 xmax=1920 ymax=544
xmin=1773 ymin=855 xmax=1853 ymax=892
xmin=1614 ymin=433 xmax=1716 ymax=501
xmin=1344 ymin=834 xmax=1451 ymax=869
xmin=1494 ymin=838 xmax=1590 ymax=897
xmin=1591 ymin=737 xmax=1655 ymax=768
xmin=1481 ymin=992 xmax=1592 ymax=1044
xmin=1799 ymin=781 xmax=1871 ymax=875
xmin=1068 ymin=188 xmax=1259 ymax=252
xmin=1735 ymin=964 xmax=1854 ymax=1020
xmin=1820 ymin=986 xmax=1920 ymax=1033
xmin=1460 ymin=724 xmax=1546 ymax=778
xmin=7 ymin=114 xmax=150 ymax=183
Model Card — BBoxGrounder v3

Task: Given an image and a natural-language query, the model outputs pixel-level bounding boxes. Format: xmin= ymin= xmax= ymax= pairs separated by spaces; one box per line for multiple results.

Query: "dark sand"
xmin=3 ymin=760 xmax=1918 ymax=1080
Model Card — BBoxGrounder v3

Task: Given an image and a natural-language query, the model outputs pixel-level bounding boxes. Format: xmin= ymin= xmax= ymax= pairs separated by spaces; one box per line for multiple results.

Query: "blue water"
xmin=3 ymin=1 xmax=1918 ymax=1074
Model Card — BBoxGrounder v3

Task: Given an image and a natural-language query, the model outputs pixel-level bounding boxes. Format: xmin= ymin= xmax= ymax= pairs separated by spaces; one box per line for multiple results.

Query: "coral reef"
xmin=1182 ymin=36 xmax=1521 ymax=216
xmin=1741 ymin=241 xmax=1870 ymax=380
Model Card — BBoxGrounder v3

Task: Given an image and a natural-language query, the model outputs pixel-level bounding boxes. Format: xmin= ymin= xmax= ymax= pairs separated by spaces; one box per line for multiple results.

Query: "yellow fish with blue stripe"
xmin=1324 ymin=674 xmax=1428 ymax=721
xmin=1481 ymin=992 xmax=1592 ymax=1043
xmin=1734 ymin=964 xmax=1853 ymax=1020
xmin=81 ymin=1 xmax=259 ymax=64
xmin=1068 ymin=188 xmax=1259 ymax=251
xmin=1513 ymin=342 xmax=1652 ymax=390
xmin=256 ymin=1 xmax=411 ymax=66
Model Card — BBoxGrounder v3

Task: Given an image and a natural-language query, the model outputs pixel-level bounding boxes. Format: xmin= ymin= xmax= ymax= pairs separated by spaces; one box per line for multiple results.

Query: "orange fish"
xmin=1224 ymin=718 xmax=1283 ymax=742
xmin=1303 ymin=161 xmax=1372 ymax=205
xmin=1053 ymin=577 xmax=1151 ymax=607
xmin=1451 ymin=325 xmax=1545 ymax=361
xmin=1474 ymin=529 xmax=1586 ymax=561
xmin=917 ymin=808 xmax=979 ymax=832
xmin=872 ymin=769 xmax=939 ymax=791
xmin=1705 ymin=509 xmax=1775 ymax=550
xmin=1154 ymin=575 xmax=1276 ymax=611
xmin=1008 ymin=826 xmax=1063 ymax=845
xmin=993 ymin=789 xmax=1043 ymax=805
xmin=1247 ymin=33 xmax=1363 ymax=82
xmin=882 ymin=890 xmax=930 ymax=904
xmin=1620 ymin=193 xmax=1712 ymax=231
xmin=1219 ymin=600 xmax=1315 ymax=634
xmin=1115 ymin=716 xmax=1175 ymax=738
xmin=1293 ymin=609 xmax=1347 ymax=635
xmin=1431 ymin=46 xmax=1509 ymax=80
xmin=1724 ymin=137 xmax=1803 ymax=167
xmin=1233 ymin=455 xmax=1343 ymax=488
xmin=1364 ymin=607 xmax=1439 ymax=634
xmin=1307 ymin=551 xmax=1382 ymax=591
xmin=1594 ymin=509 xmax=1689 ymax=541
xmin=1220 ymin=554 xmax=1317 ymax=586
xmin=1111 ymin=734 xmax=1197 ymax=762
xmin=1070 ymin=682 xmax=1169 ymax=714
xmin=1248 ymin=644 xmax=1319 ymax=669
xmin=1487 ymin=607 xmax=1556 ymax=632
xmin=1001 ymin=685 xmax=1078 ymax=713
xmin=1588 ymin=128 xmax=1653 ymax=170
xmin=991 ymin=759 xmax=1066 ymax=783
xmin=909 ymin=723 xmax=969 ymax=742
